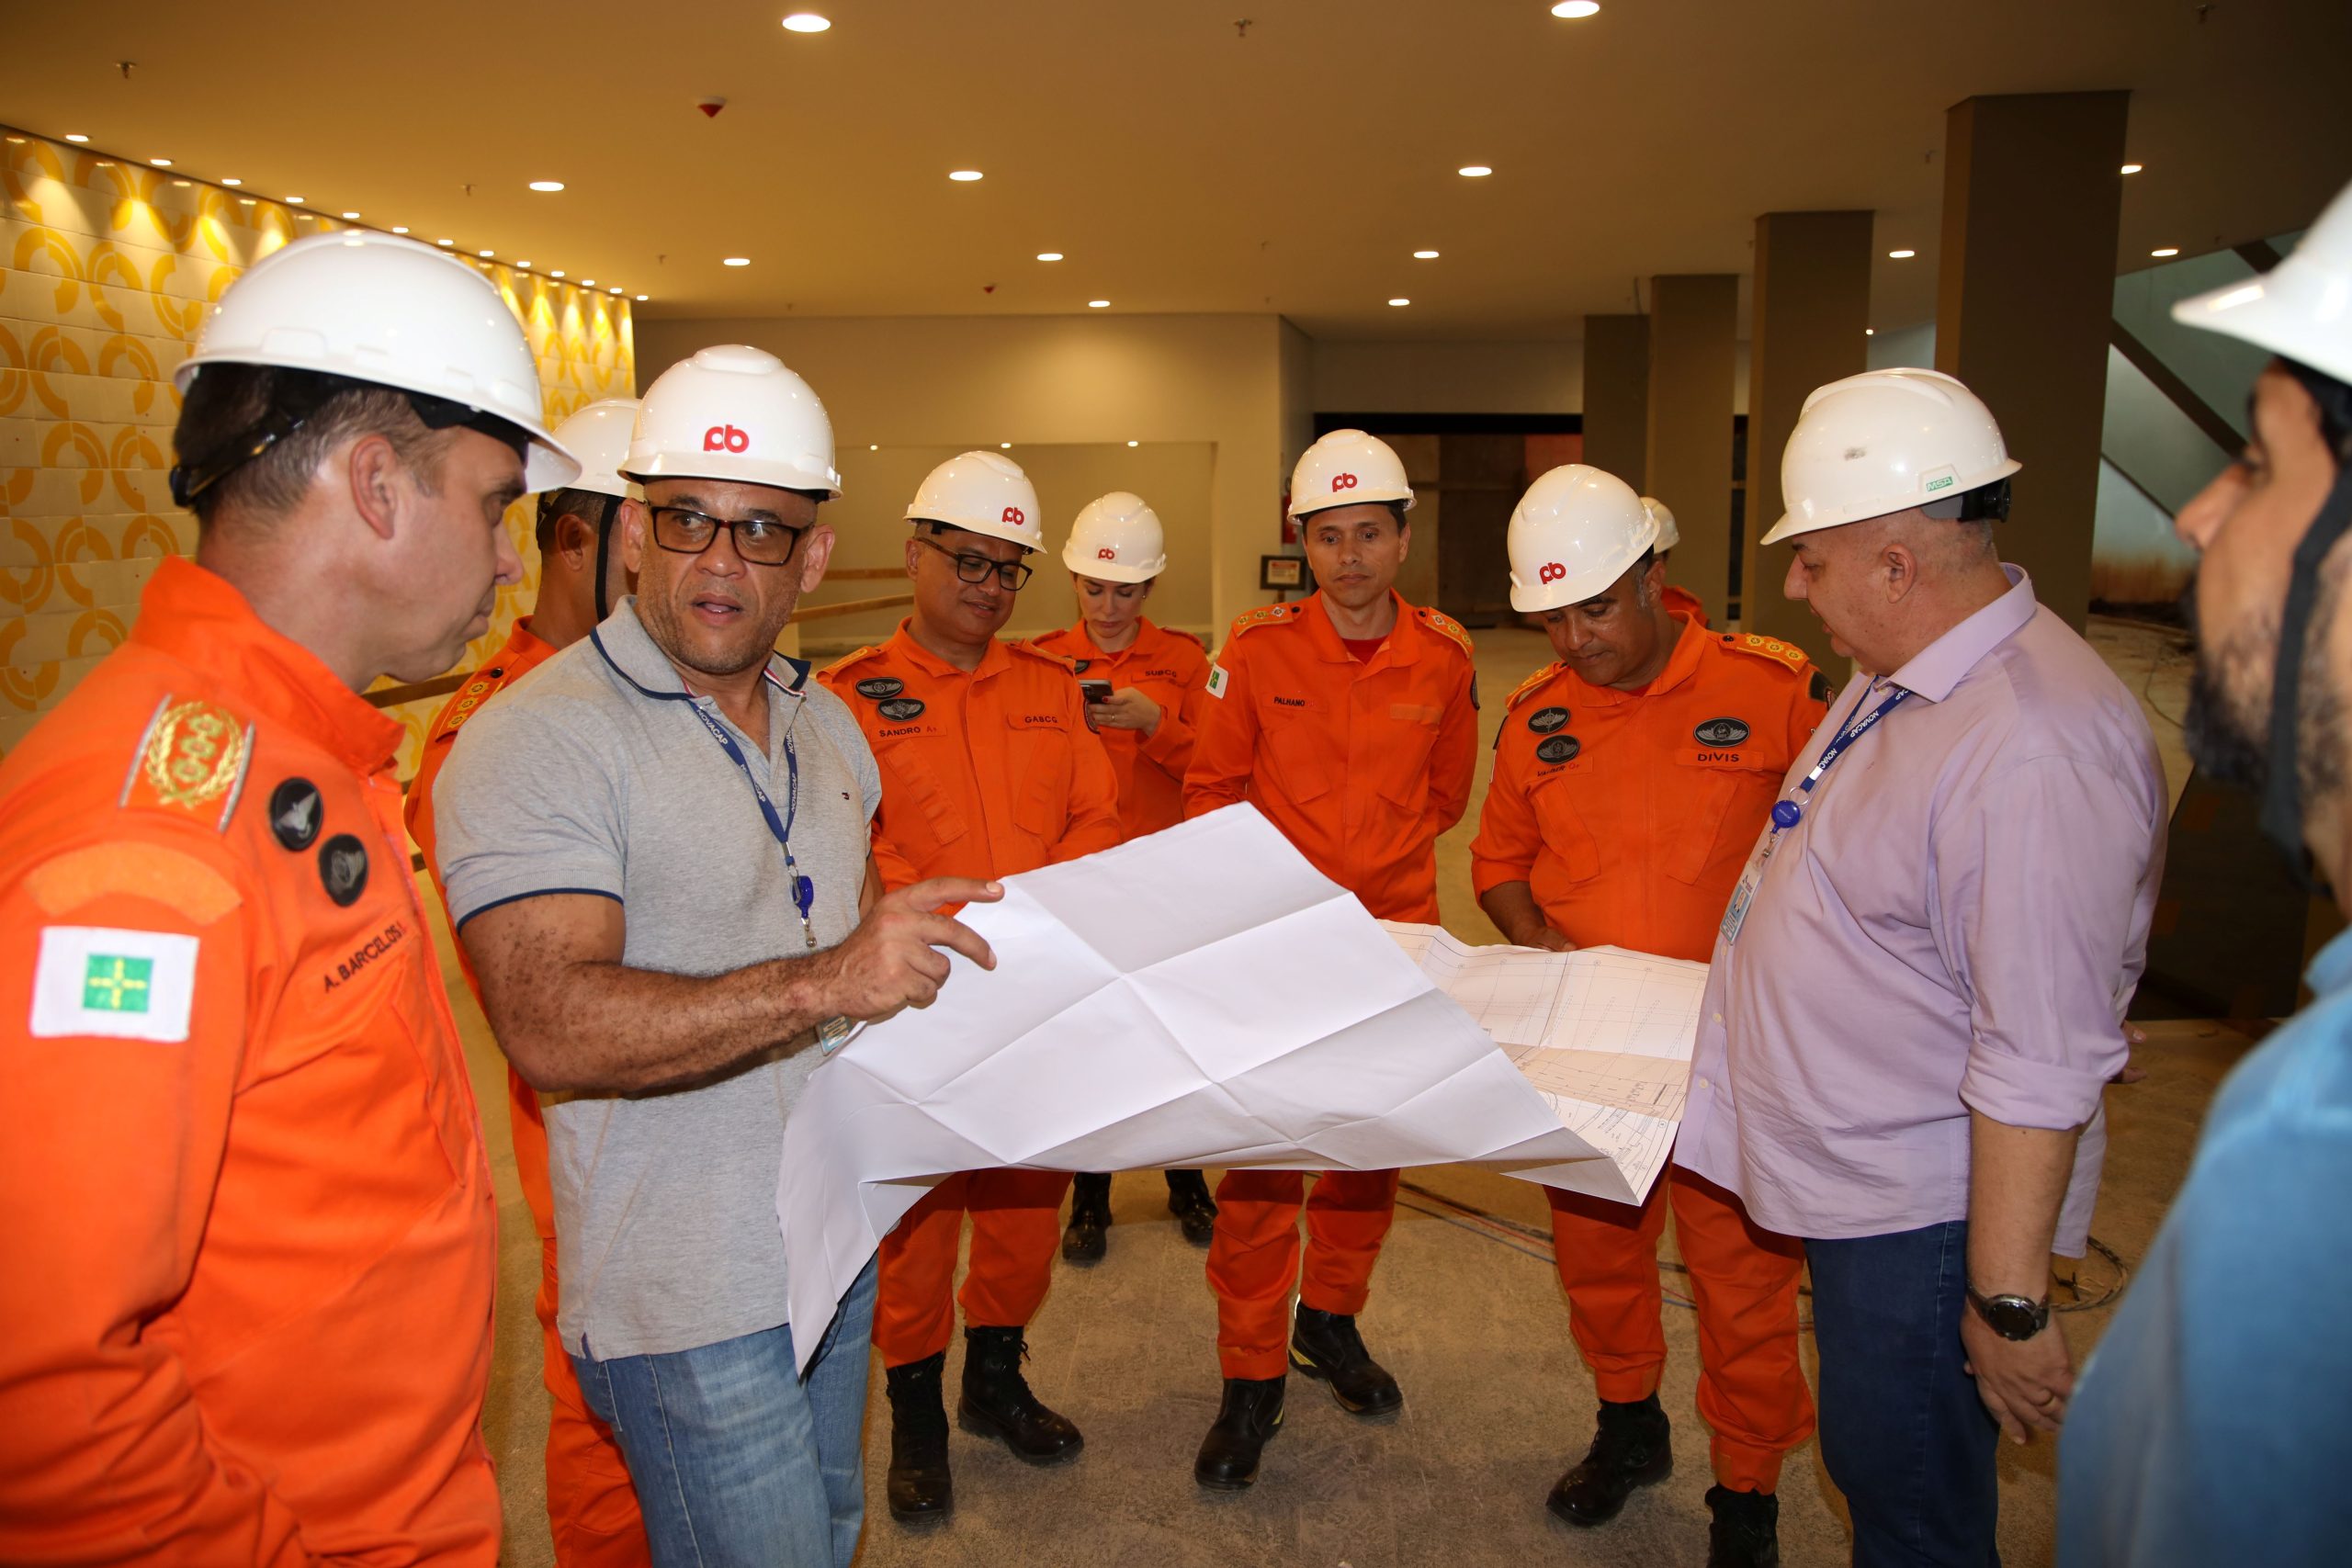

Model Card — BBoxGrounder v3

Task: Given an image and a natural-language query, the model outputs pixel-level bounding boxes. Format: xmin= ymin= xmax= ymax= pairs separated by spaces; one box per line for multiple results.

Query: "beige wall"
xmin=1311 ymin=339 xmax=1583 ymax=414
xmin=635 ymin=313 xmax=1292 ymax=639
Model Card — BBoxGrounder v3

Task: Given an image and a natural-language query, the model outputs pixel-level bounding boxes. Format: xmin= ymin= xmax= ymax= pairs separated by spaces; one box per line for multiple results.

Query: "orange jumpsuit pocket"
xmin=1663 ymin=757 xmax=1776 ymax=886
xmin=1529 ymin=775 xmax=1603 ymax=883
xmin=1374 ymin=711 xmax=1440 ymax=816
xmin=1010 ymin=721 xmax=1075 ymax=840
xmin=872 ymin=732 xmax=968 ymax=859
xmin=1261 ymin=712 xmax=1334 ymax=804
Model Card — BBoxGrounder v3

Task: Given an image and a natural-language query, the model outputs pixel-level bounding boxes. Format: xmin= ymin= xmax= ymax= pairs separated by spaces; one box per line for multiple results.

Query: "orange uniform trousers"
xmin=411 ymin=622 xmax=651 ymax=1568
xmin=1547 ymin=1166 xmax=1815 ymax=1491
xmin=1209 ymin=1168 xmax=1404 ymax=1379
xmin=872 ymin=1170 xmax=1079 ymax=1362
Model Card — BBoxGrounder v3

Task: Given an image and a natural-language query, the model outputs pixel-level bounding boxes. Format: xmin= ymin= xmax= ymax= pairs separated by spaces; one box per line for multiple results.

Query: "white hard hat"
xmin=625 ymin=344 xmax=841 ymax=497
xmin=1760 ymin=367 xmax=2021 ymax=545
xmin=548 ymin=399 xmax=642 ymax=501
xmin=2175 ymin=178 xmax=2352 ymax=387
xmin=1640 ymin=496 xmax=1680 ymax=552
xmin=1290 ymin=429 xmax=1416 ymax=520
xmin=175 ymin=231 xmax=578 ymax=492
xmin=1508 ymin=465 xmax=1657 ymax=612
xmin=1063 ymin=491 xmax=1167 ymax=581
xmin=907 ymin=451 xmax=1043 ymax=550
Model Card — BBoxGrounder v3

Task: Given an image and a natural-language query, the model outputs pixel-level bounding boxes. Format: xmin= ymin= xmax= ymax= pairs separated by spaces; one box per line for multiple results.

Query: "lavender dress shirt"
xmin=1677 ymin=568 xmax=2165 ymax=1252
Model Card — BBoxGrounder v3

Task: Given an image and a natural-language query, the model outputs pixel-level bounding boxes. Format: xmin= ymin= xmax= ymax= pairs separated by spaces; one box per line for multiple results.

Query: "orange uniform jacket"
xmin=1661 ymin=582 xmax=1710 ymax=628
xmin=1029 ymin=618 xmax=1210 ymax=840
xmin=0 ymin=559 xmax=499 ymax=1565
xmin=1183 ymin=592 xmax=1478 ymax=922
xmin=819 ymin=622 xmax=1123 ymax=888
xmin=1471 ymin=626 xmax=1831 ymax=961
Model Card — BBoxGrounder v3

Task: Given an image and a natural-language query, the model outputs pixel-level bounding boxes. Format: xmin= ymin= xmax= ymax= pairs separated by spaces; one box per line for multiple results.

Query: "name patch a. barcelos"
xmin=1525 ymin=705 xmax=1571 ymax=735
xmin=1535 ymin=734 xmax=1580 ymax=765
xmin=876 ymin=697 xmax=925 ymax=722
xmin=1694 ymin=717 xmax=1750 ymax=748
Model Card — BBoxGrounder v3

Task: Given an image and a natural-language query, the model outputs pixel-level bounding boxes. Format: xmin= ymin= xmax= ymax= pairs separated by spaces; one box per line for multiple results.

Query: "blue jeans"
xmin=1805 ymin=1223 xmax=2000 ymax=1568
xmin=571 ymin=1256 xmax=877 ymax=1568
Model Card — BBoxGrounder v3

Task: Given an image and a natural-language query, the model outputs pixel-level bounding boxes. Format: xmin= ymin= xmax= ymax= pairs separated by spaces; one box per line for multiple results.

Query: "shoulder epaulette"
xmin=1413 ymin=605 xmax=1476 ymax=660
xmin=1010 ymin=638 xmax=1078 ymax=670
xmin=1504 ymin=662 xmax=1568 ymax=712
xmin=1162 ymin=626 xmax=1207 ymax=651
xmin=117 ymin=694 xmax=255 ymax=834
xmin=427 ymin=666 xmax=516 ymax=743
xmin=1226 ymin=603 xmax=1302 ymax=641
xmin=820 ymin=645 xmax=885 ymax=680
xmin=1718 ymin=632 xmax=1811 ymax=677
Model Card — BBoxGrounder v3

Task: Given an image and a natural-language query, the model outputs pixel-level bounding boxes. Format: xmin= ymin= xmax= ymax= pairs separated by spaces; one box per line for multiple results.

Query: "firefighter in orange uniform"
xmin=818 ymin=452 xmax=1120 ymax=1525
xmin=1643 ymin=495 xmax=1712 ymax=627
xmin=1470 ymin=465 xmax=1828 ymax=1568
xmin=1032 ymin=490 xmax=1220 ymax=1260
xmin=405 ymin=399 xmax=652 ymax=1568
xmin=0 ymin=233 xmax=578 ymax=1561
xmin=1183 ymin=429 xmax=1478 ymax=1490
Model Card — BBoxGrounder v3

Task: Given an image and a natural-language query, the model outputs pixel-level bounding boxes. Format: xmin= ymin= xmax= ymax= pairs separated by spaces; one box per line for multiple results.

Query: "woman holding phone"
xmin=1034 ymin=491 xmax=1218 ymax=1262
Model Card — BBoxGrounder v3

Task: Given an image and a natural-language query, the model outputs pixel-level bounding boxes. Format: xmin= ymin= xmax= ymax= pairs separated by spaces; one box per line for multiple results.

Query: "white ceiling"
xmin=6 ymin=0 xmax=2346 ymax=339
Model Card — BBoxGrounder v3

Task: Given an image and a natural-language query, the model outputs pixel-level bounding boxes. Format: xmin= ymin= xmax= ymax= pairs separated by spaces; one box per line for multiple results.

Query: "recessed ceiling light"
xmin=391 ymin=225 xmax=409 ymax=233
xmin=436 ymin=237 xmax=455 ymax=246
xmin=220 ymin=176 xmax=241 ymax=186
xmin=342 ymin=210 xmax=361 ymax=220
xmin=529 ymin=180 xmax=566 ymax=192
xmin=516 ymin=259 xmax=531 ymax=268
xmin=64 ymin=133 xmax=88 ymax=143
xmin=287 ymin=196 xmax=305 ymax=205
xmin=1126 ymin=439 xmax=1139 ymax=447
xmin=1865 ymin=328 xmax=1876 ymax=336
xmin=173 ymin=179 xmax=191 ymax=187
xmin=238 ymin=197 xmax=254 ymax=204
xmin=1887 ymin=248 xmax=1916 ymax=259
xmin=1552 ymin=1 xmax=1601 ymax=16
xmin=949 ymin=169 xmax=984 ymax=182
xmin=1413 ymin=249 xmax=1440 ymax=259
xmin=479 ymin=249 xmax=494 ymax=258
xmin=609 ymin=286 xmax=623 ymax=295
xmin=1457 ymin=164 xmax=1492 ymax=177
xmin=1088 ymin=299 xmax=1110 ymax=309
xmin=783 ymin=11 xmax=831 ymax=31
xmin=582 ymin=278 xmax=595 ymax=287
xmin=869 ymin=444 xmax=879 ymax=451
xmin=2152 ymin=247 xmax=2180 ymax=258
xmin=1000 ymin=442 xmax=1012 ymax=449
xmin=551 ymin=269 xmax=564 ymax=277
xmin=1388 ymin=298 xmax=1411 ymax=307
xmin=1036 ymin=252 xmax=1064 ymax=262
xmin=2120 ymin=163 xmax=2143 ymax=175
xmin=636 ymin=294 xmax=649 ymax=301
xmin=149 ymin=157 xmax=171 ymax=166
xmin=723 ymin=256 xmax=752 ymax=266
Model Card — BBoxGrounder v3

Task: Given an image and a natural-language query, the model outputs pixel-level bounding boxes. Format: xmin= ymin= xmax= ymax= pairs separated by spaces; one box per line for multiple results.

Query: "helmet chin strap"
xmin=593 ymin=494 xmax=621 ymax=625
xmin=2260 ymin=462 xmax=2352 ymax=867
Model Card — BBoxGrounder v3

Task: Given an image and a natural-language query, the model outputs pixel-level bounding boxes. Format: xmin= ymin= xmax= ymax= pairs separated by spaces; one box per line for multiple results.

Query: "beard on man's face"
xmin=2181 ymin=569 xmax=2349 ymax=808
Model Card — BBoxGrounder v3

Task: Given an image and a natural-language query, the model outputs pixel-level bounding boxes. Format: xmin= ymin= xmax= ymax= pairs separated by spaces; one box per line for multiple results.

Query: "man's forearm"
xmin=1478 ymin=881 xmax=1548 ymax=944
xmin=1967 ymin=1111 xmax=2082 ymax=1298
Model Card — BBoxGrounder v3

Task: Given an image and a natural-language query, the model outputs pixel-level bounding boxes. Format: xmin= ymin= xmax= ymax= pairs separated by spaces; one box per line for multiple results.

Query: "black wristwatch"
xmin=1966 ymin=1284 xmax=2052 ymax=1341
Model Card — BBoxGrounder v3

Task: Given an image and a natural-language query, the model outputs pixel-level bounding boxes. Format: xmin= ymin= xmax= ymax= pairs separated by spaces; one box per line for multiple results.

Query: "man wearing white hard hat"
xmin=1470 ymin=463 xmax=1827 ymax=1565
xmin=2060 ymin=180 xmax=2352 ymax=1567
xmin=436 ymin=346 xmax=1001 ymax=1568
xmin=407 ymin=397 xmax=652 ymax=1568
xmin=0 ymin=231 xmax=574 ymax=1561
xmin=1641 ymin=494 xmax=1712 ymax=626
xmin=1034 ymin=491 xmax=1220 ymax=1261
xmin=1671 ymin=368 xmax=2165 ymax=1565
xmin=820 ymin=452 xmax=1121 ymax=1525
xmin=1183 ymin=428 xmax=1479 ymax=1489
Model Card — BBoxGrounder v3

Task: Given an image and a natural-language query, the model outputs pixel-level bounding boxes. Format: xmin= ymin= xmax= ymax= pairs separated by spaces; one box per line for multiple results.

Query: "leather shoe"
xmin=1288 ymin=1305 xmax=1402 ymax=1415
xmin=883 ymin=1352 xmax=953 ymax=1522
xmin=1061 ymin=1173 xmax=1112 ymax=1264
xmin=1194 ymin=1375 xmax=1285 ymax=1490
xmin=1165 ymin=1168 xmax=1217 ymax=1247
xmin=957 ymin=1325 xmax=1083 ymax=1463
xmin=1547 ymin=1393 xmax=1671 ymax=1526
xmin=1706 ymin=1484 xmax=1780 ymax=1567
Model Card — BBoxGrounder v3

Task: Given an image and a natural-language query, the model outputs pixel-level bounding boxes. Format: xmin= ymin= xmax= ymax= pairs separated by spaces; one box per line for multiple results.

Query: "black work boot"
xmin=1546 ymin=1393 xmax=1672 ymax=1526
xmin=1705 ymin=1484 xmax=1781 ymax=1567
xmin=1288 ymin=1304 xmax=1402 ymax=1415
xmin=1061 ymin=1172 xmax=1112 ymax=1263
xmin=957 ymin=1325 xmax=1084 ymax=1463
xmin=1165 ymin=1168 xmax=1217 ymax=1247
xmin=884 ymin=1352 xmax=954 ymax=1522
xmin=1194 ymin=1375 xmax=1286 ymax=1490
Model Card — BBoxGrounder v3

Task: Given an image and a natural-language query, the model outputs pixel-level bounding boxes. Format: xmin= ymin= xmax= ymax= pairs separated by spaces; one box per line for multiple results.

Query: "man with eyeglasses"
xmin=435 ymin=346 xmax=1001 ymax=1568
xmin=819 ymin=450 xmax=1121 ymax=1526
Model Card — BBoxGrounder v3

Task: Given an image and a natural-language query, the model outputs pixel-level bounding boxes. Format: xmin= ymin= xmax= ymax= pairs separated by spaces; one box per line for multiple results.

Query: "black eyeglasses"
xmin=650 ymin=505 xmax=808 ymax=565
xmin=916 ymin=535 xmax=1033 ymax=591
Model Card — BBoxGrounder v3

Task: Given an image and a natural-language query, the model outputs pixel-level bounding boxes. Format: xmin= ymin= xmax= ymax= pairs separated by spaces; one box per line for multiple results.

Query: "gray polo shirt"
xmin=435 ymin=598 xmax=879 ymax=1359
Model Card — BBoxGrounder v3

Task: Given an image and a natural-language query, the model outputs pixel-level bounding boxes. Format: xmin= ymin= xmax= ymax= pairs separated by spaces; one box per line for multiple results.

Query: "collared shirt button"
xmin=1711 ymin=1011 xmax=1724 ymax=1025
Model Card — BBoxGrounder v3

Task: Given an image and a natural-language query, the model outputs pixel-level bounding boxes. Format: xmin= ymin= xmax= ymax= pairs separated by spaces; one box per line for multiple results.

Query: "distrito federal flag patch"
xmin=29 ymin=926 xmax=200 ymax=1043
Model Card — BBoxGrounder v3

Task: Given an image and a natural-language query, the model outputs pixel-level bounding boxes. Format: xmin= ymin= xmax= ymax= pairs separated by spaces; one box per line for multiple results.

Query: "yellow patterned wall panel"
xmin=1 ymin=128 xmax=636 ymax=771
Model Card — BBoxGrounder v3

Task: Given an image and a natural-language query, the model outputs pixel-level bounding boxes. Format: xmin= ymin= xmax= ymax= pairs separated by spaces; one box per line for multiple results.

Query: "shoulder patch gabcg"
xmin=119 ymin=695 xmax=254 ymax=833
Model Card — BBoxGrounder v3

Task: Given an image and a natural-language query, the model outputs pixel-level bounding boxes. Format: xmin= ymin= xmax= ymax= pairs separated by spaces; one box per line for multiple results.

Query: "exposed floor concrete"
xmin=442 ymin=620 xmax=2250 ymax=1568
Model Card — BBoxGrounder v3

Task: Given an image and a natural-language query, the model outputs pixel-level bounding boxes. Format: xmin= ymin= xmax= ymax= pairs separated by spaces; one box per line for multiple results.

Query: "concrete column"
xmin=1580 ymin=314 xmax=1649 ymax=491
xmin=1744 ymin=211 xmax=1873 ymax=663
xmin=1937 ymin=91 xmax=2130 ymax=629
xmin=1645 ymin=276 xmax=1739 ymax=618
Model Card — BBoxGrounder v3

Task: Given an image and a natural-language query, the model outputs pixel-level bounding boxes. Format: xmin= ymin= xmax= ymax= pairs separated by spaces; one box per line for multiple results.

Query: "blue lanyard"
xmin=684 ymin=671 xmax=820 ymax=944
xmin=1769 ymin=680 xmax=1909 ymax=833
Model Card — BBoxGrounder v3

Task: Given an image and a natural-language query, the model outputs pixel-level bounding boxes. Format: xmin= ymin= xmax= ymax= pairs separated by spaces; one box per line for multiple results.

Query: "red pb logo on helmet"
xmin=1002 ymin=506 xmax=1026 ymax=525
xmin=1539 ymin=561 xmax=1566 ymax=585
xmin=1331 ymin=472 xmax=1359 ymax=492
xmin=1096 ymin=547 xmax=1117 ymax=560
xmin=703 ymin=424 xmax=751 ymax=454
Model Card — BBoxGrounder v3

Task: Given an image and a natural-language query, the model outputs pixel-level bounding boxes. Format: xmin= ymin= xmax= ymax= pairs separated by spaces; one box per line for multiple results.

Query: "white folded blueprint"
xmin=775 ymin=807 xmax=1697 ymax=1365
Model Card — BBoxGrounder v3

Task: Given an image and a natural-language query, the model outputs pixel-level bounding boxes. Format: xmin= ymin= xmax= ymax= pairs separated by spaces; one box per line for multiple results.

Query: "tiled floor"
xmin=440 ymin=617 xmax=2249 ymax=1568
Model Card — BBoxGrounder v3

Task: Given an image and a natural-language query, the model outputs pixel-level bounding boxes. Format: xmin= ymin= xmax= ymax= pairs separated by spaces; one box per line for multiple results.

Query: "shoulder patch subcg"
xmin=1525 ymin=705 xmax=1571 ymax=735
xmin=1535 ymin=734 xmax=1580 ymax=764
